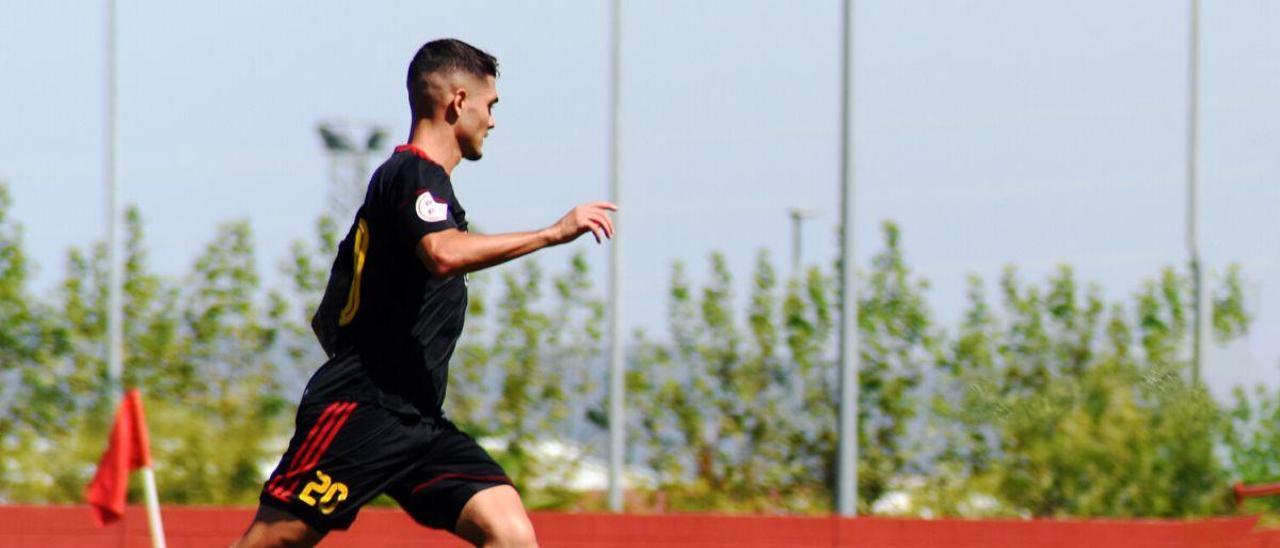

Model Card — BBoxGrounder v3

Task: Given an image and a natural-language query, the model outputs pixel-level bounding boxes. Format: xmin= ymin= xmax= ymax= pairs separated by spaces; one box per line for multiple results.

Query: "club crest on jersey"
xmin=415 ymin=192 xmax=449 ymax=223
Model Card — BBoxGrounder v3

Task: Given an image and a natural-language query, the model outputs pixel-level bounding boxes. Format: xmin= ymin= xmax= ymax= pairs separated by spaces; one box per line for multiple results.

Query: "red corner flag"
xmin=85 ymin=388 xmax=154 ymax=526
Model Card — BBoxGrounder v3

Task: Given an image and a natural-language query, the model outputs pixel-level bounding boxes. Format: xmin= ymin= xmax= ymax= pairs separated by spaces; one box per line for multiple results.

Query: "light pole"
xmin=103 ymin=5 xmax=166 ymax=545
xmin=789 ymin=208 xmax=819 ymax=273
xmin=104 ymin=0 xmax=122 ymax=392
xmin=606 ymin=0 xmax=626 ymax=514
xmin=836 ymin=0 xmax=860 ymax=517
xmin=1186 ymin=0 xmax=1207 ymax=385
xmin=317 ymin=121 xmax=386 ymax=217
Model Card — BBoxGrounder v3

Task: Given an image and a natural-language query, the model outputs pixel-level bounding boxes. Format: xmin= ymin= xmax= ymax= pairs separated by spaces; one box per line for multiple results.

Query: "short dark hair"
xmin=407 ymin=39 xmax=499 ymax=114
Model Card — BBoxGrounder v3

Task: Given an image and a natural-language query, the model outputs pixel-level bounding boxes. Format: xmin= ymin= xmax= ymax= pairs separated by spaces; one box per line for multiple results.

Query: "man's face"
xmin=455 ymin=75 xmax=498 ymax=161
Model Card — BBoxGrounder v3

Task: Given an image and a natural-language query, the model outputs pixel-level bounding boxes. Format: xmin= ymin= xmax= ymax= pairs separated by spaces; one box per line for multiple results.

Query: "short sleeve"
xmin=396 ymin=162 xmax=459 ymax=245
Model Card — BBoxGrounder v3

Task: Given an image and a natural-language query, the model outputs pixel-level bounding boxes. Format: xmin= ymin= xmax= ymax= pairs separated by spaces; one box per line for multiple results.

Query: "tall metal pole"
xmin=606 ymin=0 xmax=626 ymax=513
xmin=836 ymin=0 xmax=860 ymax=517
xmin=1187 ymin=0 xmax=1207 ymax=385
xmin=104 ymin=11 xmax=166 ymax=546
xmin=105 ymin=0 xmax=124 ymax=392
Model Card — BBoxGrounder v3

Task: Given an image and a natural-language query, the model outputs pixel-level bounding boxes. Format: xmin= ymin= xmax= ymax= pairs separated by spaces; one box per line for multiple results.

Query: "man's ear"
xmin=449 ymin=88 xmax=468 ymax=116
xmin=443 ymin=86 xmax=466 ymax=124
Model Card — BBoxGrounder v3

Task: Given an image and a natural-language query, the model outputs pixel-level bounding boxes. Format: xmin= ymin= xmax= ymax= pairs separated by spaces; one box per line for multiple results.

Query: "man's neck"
xmin=406 ymin=119 xmax=462 ymax=175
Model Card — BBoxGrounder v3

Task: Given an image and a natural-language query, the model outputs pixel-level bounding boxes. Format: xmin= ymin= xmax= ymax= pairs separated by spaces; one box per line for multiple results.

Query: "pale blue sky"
xmin=1 ymin=1 xmax=1276 ymax=397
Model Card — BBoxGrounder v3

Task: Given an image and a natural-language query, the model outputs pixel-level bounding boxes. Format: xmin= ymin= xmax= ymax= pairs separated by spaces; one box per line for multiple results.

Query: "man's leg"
xmin=231 ymin=505 xmax=325 ymax=548
xmin=453 ymin=485 xmax=537 ymax=548
xmin=386 ymin=419 xmax=525 ymax=545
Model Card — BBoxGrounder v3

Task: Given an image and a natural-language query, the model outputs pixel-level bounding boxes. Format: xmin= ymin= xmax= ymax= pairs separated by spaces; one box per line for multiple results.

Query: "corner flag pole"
xmin=140 ymin=464 xmax=167 ymax=548
xmin=836 ymin=0 xmax=861 ymax=517
xmin=606 ymin=0 xmax=626 ymax=513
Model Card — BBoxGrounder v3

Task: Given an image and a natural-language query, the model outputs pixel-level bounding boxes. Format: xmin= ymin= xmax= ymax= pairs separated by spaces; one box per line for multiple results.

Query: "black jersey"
xmin=310 ymin=144 xmax=469 ymax=417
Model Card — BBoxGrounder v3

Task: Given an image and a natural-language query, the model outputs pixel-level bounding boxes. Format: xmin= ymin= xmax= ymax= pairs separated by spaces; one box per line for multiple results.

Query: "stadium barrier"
xmin=0 ymin=505 xmax=1277 ymax=547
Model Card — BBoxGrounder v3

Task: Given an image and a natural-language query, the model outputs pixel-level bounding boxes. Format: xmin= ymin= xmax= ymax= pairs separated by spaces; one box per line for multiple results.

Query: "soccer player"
xmin=233 ymin=38 xmax=615 ymax=548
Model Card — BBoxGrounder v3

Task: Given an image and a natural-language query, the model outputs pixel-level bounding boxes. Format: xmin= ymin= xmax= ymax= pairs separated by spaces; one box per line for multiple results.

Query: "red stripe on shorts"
xmin=284 ymin=401 xmax=358 ymax=495
xmin=409 ymin=473 xmax=513 ymax=496
xmin=267 ymin=401 xmax=347 ymax=501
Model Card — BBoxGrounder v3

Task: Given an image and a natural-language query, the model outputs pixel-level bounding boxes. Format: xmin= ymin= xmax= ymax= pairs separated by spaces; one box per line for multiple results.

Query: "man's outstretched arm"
xmin=416 ymin=201 xmax=616 ymax=278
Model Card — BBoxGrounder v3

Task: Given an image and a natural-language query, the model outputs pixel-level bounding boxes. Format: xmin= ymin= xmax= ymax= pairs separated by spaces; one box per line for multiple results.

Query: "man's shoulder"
xmin=388 ymin=146 xmax=449 ymax=182
xmin=370 ymin=150 xmax=452 ymax=204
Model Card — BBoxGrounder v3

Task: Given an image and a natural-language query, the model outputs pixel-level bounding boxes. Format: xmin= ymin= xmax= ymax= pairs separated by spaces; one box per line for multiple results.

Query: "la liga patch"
xmin=415 ymin=192 xmax=449 ymax=223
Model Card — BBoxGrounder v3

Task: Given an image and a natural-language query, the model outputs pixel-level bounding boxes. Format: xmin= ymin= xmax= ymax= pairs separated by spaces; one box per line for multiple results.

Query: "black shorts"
xmin=258 ymin=398 xmax=511 ymax=533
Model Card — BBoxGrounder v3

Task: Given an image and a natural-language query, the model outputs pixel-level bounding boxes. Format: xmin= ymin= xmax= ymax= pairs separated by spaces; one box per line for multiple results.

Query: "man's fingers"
xmin=591 ymin=201 xmax=619 ymax=211
xmin=589 ymin=213 xmax=613 ymax=239
xmin=598 ymin=213 xmax=615 ymax=238
xmin=589 ymin=217 xmax=612 ymax=240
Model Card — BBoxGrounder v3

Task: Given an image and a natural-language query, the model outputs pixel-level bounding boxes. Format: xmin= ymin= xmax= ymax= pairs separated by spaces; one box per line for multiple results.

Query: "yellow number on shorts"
xmin=299 ymin=470 xmax=349 ymax=515
xmin=338 ymin=218 xmax=369 ymax=326
xmin=318 ymin=482 xmax=349 ymax=515
xmin=297 ymin=470 xmax=331 ymax=506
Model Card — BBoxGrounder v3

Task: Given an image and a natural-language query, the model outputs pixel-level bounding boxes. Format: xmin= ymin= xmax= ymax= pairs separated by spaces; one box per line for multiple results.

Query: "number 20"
xmin=299 ymin=470 xmax=349 ymax=515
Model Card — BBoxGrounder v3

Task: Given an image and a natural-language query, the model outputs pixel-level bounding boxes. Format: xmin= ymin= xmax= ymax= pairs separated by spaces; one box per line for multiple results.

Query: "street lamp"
xmin=789 ymin=208 xmax=819 ymax=273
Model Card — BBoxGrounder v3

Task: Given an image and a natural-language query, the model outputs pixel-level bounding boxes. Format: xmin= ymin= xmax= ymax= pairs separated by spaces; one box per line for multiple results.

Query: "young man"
xmin=233 ymin=39 xmax=615 ymax=548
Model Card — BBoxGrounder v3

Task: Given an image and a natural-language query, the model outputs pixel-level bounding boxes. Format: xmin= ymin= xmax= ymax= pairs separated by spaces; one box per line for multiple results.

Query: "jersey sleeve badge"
xmin=415 ymin=192 xmax=449 ymax=223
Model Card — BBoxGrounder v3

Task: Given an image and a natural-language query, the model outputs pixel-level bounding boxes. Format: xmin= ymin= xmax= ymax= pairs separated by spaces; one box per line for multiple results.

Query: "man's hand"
xmin=545 ymin=202 xmax=618 ymax=245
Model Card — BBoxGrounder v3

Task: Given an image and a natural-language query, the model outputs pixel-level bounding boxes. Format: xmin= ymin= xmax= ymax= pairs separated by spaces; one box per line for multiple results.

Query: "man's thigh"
xmin=386 ymin=420 xmax=514 ymax=532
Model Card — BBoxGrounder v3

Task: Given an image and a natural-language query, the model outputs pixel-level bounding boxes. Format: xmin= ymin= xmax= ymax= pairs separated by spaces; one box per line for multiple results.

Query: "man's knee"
xmin=455 ymin=484 xmax=537 ymax=547
xmin=483 ymin=514 xmax=537 ymax=548
xmin=232 ymin=506 xmax=324 ymax=548
xmin=233 ymin=522 xmax=323 ymax=548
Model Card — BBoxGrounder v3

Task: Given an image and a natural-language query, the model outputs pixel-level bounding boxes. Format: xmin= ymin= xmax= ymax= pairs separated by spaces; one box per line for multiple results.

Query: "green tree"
xmin=1 ymin=208 xmax=291 ymax=505
xmin=1225 ymin=381 xmax=1280 ymax=515
xmin=927 ymin=265 xmax=1250 ymax=517
xmin=851 ymin=223 xmax=935 ymax=507
xmin=629 ymin=222 xmax=934 ymax=513
xmin=0 ymin=182 xmax=72 ymax=501
xmin=149 ymin=220 xmax=289 ymax=503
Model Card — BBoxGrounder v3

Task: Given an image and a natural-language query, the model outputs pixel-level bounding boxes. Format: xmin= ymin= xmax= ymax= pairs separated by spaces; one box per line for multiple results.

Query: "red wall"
xmin=0 ymin=505 xmax=1276 ymax=547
